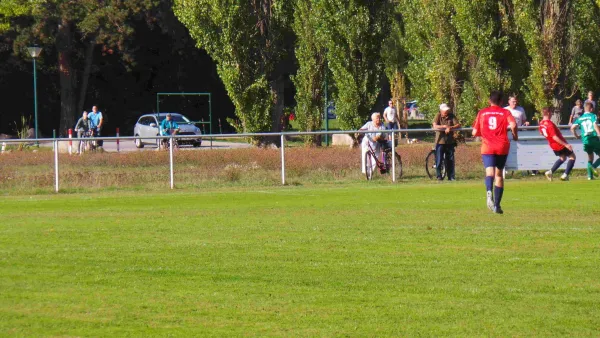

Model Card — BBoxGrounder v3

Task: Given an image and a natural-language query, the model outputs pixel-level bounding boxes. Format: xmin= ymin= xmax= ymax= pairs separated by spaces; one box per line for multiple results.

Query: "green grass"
xmin=1 ymin=180 xmax=600 ymax=336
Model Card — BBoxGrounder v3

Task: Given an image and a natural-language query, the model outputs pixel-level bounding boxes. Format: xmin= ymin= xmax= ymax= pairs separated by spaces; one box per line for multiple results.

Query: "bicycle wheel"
xmin=392 ymin=152 xmax=403 ymax=179
xmin=384 ymin=149 xmax=403 ymax=180
xmin=364 ymin=152 xmax=374 ymax=180
xmin=425 ymin=150 xmax=446 ymax=179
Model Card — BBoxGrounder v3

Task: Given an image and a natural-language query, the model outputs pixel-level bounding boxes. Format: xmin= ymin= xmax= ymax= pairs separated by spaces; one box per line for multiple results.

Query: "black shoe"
xmin=493 ymin=206 xmax=504 ymax=214
xmin=437 ymin=177 xmax=443 ymax=181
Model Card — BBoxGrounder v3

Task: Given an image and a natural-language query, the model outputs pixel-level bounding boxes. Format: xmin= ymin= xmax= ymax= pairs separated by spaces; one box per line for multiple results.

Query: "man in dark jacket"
xmin=432 ymin=104 xmax=461 ymax=181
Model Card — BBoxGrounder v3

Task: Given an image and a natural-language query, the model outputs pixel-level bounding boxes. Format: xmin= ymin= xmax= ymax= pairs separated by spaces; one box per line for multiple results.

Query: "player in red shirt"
xmin=539 ymin=107 xmax=576 ymax=181
xmin=472 ymin=91 xmax=518 ymax=214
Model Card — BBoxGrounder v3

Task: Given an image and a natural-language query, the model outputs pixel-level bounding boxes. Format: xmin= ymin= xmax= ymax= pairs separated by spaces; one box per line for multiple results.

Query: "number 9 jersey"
xmin=472 ymin=107 xmax=516 ymax=155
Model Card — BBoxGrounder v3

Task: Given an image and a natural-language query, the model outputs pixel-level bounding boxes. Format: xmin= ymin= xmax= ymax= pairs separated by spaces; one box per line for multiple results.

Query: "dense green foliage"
xmin=396 ymin=0 xmax=524 ymax=124
xmin=290 ymin=0 xmax=325 ymax=144
xmin=512 ymin=0 xmax=600 ymax=122
xmin=3 ymin=0 xmax=600 ymax=140
xmin=2 ymin=0 xmax=158 ymax=134
xmin=2 ymin=181 xmax=600 ymax=335
xmin=174 ymin=0 xmax=293 ymax=139
xmin=318 ymin=0 xmax=391 ymax=130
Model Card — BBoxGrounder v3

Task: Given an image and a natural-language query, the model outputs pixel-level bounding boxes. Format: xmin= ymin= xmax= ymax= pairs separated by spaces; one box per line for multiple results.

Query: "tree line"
xmin=2 ymin=0 xmax=599 ymax=142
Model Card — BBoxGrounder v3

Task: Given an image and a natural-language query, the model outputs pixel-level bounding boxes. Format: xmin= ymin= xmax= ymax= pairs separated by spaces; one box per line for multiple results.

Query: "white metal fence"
xmin=0 ymin=126 xmax=578 ymax=192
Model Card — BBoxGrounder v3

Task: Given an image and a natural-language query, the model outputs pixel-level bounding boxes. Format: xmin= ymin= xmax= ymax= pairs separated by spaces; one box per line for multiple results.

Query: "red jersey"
xmin=472 ymin=106 xmax=516 ymax=155
xmin=539 ymin=119 xmax=566 ymax=151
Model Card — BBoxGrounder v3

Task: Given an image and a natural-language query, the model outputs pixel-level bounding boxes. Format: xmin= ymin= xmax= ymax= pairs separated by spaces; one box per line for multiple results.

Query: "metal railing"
xmin=0 ymin=125 xmax=575 ymax=192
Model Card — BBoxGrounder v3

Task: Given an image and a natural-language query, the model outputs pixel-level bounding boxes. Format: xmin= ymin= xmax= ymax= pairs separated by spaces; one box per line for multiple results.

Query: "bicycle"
xmin=160 ymin=129 xmax=180 ymax=150
xmin=425 ymin=130 xmax=465 ymax=179
xmin=425 ymin=148 xmax=445 ymax=179
xmin=79 ymin=130 xmax=96 ymax=154
xmin=364 ymin=141 xmax=403 ymax=180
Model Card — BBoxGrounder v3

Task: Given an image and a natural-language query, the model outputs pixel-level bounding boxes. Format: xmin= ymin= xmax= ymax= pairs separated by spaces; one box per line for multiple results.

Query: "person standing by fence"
xmin=432 ymin=103 xmax=461 ymax=181
xmin=88 ymin=106 xmax=104 ymax=150
xmin=383 ymin=100 xmax=398 ymax=131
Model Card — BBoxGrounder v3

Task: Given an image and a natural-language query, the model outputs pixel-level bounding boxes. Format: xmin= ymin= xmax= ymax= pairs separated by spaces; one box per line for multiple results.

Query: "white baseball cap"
xmin=439 ymin=103 xmax=450 ymax=111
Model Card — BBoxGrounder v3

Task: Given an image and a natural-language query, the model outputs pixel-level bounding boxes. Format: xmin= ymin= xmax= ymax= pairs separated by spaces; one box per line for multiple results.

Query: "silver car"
xmin=133 ymin=113 xmax=202 ymax=148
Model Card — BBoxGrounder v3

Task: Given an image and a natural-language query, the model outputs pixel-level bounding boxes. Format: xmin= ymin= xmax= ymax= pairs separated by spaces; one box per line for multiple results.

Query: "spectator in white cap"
xmin=432 ymin=103 xmax=461 ymax=180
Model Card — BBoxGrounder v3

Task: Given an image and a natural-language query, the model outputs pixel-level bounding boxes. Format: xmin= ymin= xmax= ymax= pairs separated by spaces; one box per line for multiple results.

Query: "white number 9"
xmin=489 ymin=117 xmax=497 ymax=130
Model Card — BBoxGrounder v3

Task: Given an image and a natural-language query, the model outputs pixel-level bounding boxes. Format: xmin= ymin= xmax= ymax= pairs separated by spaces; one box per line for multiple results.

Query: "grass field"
xmin=1 ymin=180 xmax=599 ymax=336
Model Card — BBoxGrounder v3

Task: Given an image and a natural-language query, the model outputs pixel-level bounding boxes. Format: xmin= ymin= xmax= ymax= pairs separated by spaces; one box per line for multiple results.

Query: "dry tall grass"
xmin=0 ymin=143 xmax=485 ymax=193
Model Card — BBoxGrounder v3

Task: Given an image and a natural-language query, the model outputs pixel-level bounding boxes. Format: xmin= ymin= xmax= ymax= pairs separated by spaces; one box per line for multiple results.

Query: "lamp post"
xmin=27 ymin=46 xmax=43 ymax=142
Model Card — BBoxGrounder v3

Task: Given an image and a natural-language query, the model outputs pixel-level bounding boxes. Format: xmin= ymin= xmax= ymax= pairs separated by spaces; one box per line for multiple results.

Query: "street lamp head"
xmin=27 ymin=46 xmax=43 ymax=58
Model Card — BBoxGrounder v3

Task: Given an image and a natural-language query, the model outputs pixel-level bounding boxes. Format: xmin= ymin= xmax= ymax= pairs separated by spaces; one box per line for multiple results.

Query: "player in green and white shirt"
xmin=571 ymin=102 xmax=600 ymax=179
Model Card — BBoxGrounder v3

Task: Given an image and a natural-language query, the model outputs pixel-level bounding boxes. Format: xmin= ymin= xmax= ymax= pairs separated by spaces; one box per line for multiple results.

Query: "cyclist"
xmin=74 ymin=111 xmax=91 ymax=154
xmin=160 ymin=113 xmax=180 ymax=149
xmin=360 ymin=112 xmax=390 ymax=173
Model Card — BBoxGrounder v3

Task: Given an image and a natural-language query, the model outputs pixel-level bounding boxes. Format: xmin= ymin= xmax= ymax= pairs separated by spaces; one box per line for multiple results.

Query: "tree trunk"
xmin=551 ymin=97 xmax=563 ymax=125
xmin=269 ymin=76 xmax=285 ymax=146
xmin=77 ymin=40 xmax=95 ymax=115
xmin=57 ymin=18 xmax=77 ymax=136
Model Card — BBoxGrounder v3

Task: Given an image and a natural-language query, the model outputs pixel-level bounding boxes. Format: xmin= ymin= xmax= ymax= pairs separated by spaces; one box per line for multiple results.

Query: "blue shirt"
xmin=88 ymin=111 xmax=103 ymax=129
xmin=160 ymin=119 xmax=179 ymax=136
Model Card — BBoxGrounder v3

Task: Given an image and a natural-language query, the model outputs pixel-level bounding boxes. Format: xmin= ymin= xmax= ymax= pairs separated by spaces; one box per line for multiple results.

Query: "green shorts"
xmin=583 ymin=137 xmax=600 ymax=155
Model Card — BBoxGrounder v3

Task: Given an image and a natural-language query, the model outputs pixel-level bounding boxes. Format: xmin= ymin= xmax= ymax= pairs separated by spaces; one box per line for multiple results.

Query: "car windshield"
xmin=158 ymin=114 xmax=190 ymax=123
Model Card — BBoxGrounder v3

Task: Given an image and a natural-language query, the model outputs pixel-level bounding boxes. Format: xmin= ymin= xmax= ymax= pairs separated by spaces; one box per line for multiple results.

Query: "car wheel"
xmin=193 ymin=141 xmax=201 ymax=148
xmin=134 ymin=135 xmax=144 ymax=148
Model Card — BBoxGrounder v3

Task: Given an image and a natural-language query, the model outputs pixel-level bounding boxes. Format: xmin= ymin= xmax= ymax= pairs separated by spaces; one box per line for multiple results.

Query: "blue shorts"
xmin=482 ymin=154 xmax=508 ymax=170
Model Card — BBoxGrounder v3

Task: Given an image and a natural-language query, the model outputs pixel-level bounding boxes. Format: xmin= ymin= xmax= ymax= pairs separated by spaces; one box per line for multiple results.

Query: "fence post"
xmin=53 ymin=129 xmax=56 ymax=152
xmin=281 ymin=133 xmax=286 ymax=185
xmin=116 ymin=127 xmax=120 ymax=152
xmin=54 ymin=139 xmax=59 ymax=192
xmin=169 ymin=135 xmax=174 ymax=189
xmin=391 ymin=131 xmax=396 ymax=182
xmin=1 ymin=142 xmax=5 ymax=153
xmin=68 ymin=129 xmax=72 ymax=155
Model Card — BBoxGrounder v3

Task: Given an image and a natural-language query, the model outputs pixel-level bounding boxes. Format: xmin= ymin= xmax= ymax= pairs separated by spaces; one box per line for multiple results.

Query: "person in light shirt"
xmin=383 ymin=100 xmax=398 ymax=131
xmin=504 ymin=95 xmax=529 ymax=127
xmin=584 ymin=91 xmax=596 ymax=111
xmin=359 ymin=112 xmax=390 ymax=173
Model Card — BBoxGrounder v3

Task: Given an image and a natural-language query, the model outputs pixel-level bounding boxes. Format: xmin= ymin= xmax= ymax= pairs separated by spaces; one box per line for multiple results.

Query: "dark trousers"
xmin=435 ymin=143 xmax=456 ymax=179
xmin=95 ymin=127 xmax=103 ymax=147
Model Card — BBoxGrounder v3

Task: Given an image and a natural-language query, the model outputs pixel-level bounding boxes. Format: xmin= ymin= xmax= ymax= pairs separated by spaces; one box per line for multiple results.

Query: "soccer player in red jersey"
xmin=472 ymin=91 xmax=518 ymax=214
xmin=539 ymin=107 xmax=576 ymax=181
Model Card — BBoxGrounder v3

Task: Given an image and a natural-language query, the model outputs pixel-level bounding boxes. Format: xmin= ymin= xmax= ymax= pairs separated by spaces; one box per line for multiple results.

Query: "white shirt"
xmin=384 ymin=106 xmax=397 ymax=123
xmin=360 ymin=121 xmax=386 ymax=148
xmin=360 ymin=121 xmax=386 ymax=173
xmin=504 ymin=106 xmax=527 ymax=126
